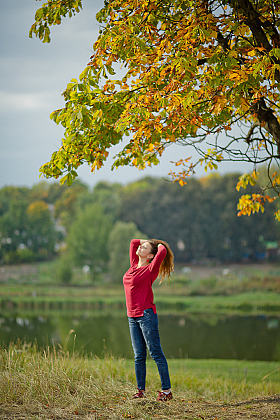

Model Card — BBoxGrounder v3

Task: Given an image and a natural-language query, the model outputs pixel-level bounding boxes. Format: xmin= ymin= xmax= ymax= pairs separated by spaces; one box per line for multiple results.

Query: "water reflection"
xmin=0 ymin=313 xmax=279 ymax=361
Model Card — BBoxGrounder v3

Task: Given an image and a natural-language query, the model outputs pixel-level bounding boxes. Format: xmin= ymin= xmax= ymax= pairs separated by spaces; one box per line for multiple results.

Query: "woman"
xmin=123 ymin=238 xmax=174 ymax=401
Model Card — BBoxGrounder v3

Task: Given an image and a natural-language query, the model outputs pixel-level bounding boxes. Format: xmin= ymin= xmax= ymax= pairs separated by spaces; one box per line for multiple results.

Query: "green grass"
xmin=158 ymin=359 xmax=280 ymax=384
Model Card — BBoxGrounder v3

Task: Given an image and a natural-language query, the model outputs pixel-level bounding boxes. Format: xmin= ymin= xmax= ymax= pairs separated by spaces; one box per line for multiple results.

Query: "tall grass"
xmin=0 ymin=342 xmax=279 ymax=419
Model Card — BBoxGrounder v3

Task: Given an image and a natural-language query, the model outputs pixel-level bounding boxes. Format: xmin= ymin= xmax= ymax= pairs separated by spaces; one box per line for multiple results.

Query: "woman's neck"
xmin=137 ymin=258 xmax=149 ymax=268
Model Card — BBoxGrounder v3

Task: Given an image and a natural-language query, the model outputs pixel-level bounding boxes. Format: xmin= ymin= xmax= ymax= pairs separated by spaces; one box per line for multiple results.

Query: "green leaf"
xmin=79 ymin=67 xmax=90 ymax=80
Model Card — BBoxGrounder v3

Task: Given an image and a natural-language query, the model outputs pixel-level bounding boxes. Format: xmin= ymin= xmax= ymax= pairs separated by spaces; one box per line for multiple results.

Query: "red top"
xmin=123 ymin=239 xmax=167 ymax=317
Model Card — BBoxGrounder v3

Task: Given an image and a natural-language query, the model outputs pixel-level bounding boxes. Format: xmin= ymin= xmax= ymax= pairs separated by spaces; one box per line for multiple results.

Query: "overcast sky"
xmin=0 ymin=0 xmax=253 ymax=190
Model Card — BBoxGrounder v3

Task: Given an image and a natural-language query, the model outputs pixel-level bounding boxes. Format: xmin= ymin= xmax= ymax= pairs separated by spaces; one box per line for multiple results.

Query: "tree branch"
xmin=251 ymin=98 xmax=280 ymax=156
xmin=245 ymin=122 xmax=260 ymax=144
xmin=229 ymin=0 xmax=280 ymax=82
xmin=229 ymin=0 xmax=272 ymax=51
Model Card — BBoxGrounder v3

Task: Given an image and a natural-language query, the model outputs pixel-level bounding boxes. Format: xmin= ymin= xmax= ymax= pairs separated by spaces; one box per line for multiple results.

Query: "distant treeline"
xmin=0 ymin=172 xmax=279 ymax=277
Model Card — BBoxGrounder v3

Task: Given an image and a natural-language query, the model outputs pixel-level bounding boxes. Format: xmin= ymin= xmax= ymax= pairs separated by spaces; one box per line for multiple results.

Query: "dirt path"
xmin=0 ymin=395 xmax=279 ymax=419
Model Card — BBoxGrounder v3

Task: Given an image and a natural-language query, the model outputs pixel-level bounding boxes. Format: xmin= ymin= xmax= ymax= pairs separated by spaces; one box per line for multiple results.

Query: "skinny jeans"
xmin=128 ymin=308 xmax=171 ymax=391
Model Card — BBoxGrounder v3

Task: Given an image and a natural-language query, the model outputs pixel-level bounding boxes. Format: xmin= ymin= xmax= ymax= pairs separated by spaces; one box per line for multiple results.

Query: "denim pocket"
xmin=143 ymin=308 xmax=153 ymax=317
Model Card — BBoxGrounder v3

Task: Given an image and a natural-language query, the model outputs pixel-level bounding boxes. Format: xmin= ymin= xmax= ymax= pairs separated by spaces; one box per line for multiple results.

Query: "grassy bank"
xmin=1 ymin=282 xmax=280 ymax=316
xmin=0 ymin=343 xmax=279 ymax=420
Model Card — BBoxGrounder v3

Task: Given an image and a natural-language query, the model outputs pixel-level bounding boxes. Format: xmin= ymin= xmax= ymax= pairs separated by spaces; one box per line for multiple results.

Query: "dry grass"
xmin=0 ymin=342 xmax=279 ymax=419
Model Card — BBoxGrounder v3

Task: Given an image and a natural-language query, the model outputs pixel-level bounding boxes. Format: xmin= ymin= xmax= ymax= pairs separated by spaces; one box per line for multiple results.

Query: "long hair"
xmin=148 ymin=239 xmax=174 ymax=283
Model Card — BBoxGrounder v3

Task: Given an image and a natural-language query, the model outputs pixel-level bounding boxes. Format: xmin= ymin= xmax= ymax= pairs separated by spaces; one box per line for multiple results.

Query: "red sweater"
xmin=123 ymin=239 xmax=167 ymax=317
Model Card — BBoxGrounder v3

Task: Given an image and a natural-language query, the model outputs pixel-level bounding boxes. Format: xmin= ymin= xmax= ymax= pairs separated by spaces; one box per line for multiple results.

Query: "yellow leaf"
xmin=248 ymin=50 xmax=257 ymax=57
xmin=238 ymin=25 xmax=248 ymax=36
xmin=275 ymin=210 xmax=280 ymax=221
xmin=228 ymin=72 xmax=240 ymax=80
xmin=252 ymin=170 xmax=259 ymax=180
xmin=240 ymin=98 xmax=249 ymax=112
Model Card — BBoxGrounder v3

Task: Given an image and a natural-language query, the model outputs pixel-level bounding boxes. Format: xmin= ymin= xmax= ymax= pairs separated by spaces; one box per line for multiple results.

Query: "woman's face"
xmin=136 ymin=242 xmax=153 ymax=260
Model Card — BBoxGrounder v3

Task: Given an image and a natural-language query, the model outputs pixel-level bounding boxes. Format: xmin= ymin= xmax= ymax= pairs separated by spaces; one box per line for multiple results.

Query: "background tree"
xmin=43 ymin=181 xmax=69 ymax=205
xmin=0 ymin=173 xmax=278 ymax=266
xmin=75 ymin=181 xmax=122 ymax=223
xmin=119 ymin=175 xmax=279 ymax=262
xmin=108 ymin=221 xmax=146 ymax=282
xmin=119 ymin=177 xmax=205 ymax=261
xmin=0 ymin=187 xmax=29 ymax=217
xmin=31 ymin=0 xmax=280 ymax=219
xmin=28 ymin=182 xmax=50 ymax=203
xmin=198 ymin=173 xmax=278 ymax=261
xmin=0 ymin=187 xmax=56 ymax=263
xmin=0 ymin=199 xmax=29 ymax=263
xmin=26 ymin=201 xmax=55 ymax=259
xmin=54 ymin=180 xmax=88 ymax=231
xmin=66 ymin=203 xmax=113 ymax=281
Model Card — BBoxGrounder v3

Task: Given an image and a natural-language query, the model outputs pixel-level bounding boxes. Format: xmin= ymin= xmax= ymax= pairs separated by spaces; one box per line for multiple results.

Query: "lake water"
xmin=1 ymin=313 xmax=279 ymax=361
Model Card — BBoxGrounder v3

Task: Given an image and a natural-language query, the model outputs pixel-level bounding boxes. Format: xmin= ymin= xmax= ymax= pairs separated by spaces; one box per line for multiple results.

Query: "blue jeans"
xmin=128 ymin=308 xmax=171 ymax=391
